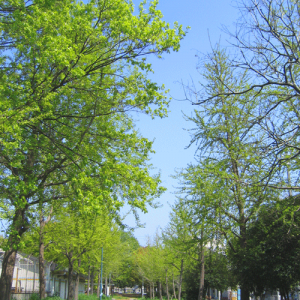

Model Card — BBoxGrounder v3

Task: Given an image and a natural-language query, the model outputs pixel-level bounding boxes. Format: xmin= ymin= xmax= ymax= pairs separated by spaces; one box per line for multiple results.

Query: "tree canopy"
xmin=0 ymin=0 xmax=187 ymax=298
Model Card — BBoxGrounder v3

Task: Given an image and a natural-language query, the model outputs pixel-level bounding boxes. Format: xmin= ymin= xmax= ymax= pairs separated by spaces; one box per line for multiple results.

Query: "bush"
xmin=28 ymin=294 xmax=63 ymax=300
xmin=29 ymin=294 xmax=40 ymax=300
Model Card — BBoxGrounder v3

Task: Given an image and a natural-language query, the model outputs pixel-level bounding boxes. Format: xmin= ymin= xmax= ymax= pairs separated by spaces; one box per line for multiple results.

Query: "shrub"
xmin=29 ymin=294 xmax=40 ymax=300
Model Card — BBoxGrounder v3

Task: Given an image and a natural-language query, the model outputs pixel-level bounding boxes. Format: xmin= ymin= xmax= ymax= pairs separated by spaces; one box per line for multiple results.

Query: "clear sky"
xmin=123 ymin=0 xmax=240 ymax=246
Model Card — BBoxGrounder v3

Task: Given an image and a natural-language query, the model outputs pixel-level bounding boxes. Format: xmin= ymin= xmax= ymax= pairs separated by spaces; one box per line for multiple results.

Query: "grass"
xmin=79 ymin=295 xmax=115 ymax=300
xmin=22 ymin=294 xmax=165 ymax=300
xmin=26 ymin=295 xmax=63 ymax=300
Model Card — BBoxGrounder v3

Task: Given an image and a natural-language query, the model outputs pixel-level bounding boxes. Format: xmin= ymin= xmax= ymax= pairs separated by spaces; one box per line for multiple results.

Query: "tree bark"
xmin=91 ymin=267 xmax=94 ymax=295
xmin=198 ymin=238 xmax=205 ymax=300
xmin=0 ymin=248 xmax=17 ymax=300
xmin=241 ymin=287 xmax=249 ymax=300
xmin=153 ymin=282 xmax=155 ymax=299
xmin=240 ymin=222 xmax=249 ymax=300
xmin=97 ymin=270 xmax=101 ymax=297
xmin=178 ymin=259 xmax=184 ymax=300
xmin=39 ymin=207 xmax=52 ymax=299
xmin=67 ymin=255 xmax=75 ymax=300
xmin=172 ymin=274 xmax=177 ymax=300
xmin=74 ymin=259 xmax=81 ymax=300
xmin=87 ymin=266 xmax=90 ymax=295
xmin=0 ymin=208 xmax=28 ymax=300
xmin=159 ymin=281 xmax=162 ymax=300
xmin=39 ymin=227 xmax=46 ymax=300
xmin=166 ymin=269 xmax=170 ymax=300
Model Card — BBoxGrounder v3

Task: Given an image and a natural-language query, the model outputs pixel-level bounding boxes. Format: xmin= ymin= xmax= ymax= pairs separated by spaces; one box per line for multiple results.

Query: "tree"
xmin=183 ymin=247 xmax=232 ymax=300
xmin=163 ymin=205 xmax=198 ymax=300
xmin=163 ymin=200 xmax=231 ymax=300
xmin=45 ymin=207 xmax=113 ymax=300
xmin=38 ymin=204 xmax=53 ymax=299
xmin=111 ymin=231 xmax=141 ymax=289
xmin=193 ymin=0 xmax=300 ymax=191
xmin=0 ymin=0 xmax=186 ymax=298
xmin=180 ymin=47 xmax=275 ymax=300
xmin=228 ymin=195 xmax=300 ymax=300
xmin=136 ymin=235 xmax=166 ymax=299
xmin=166 ymin=196 xmax=228 ymax=300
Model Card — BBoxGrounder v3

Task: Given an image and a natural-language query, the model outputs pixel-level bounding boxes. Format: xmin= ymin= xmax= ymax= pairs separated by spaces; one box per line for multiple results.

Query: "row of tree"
xmin=2 ymin=1 xmax=300 ymax=300
xmin=16 ymin=206 xmax=141 ymax=300
xmin=0 ymin=0 xmax=186 ymax=299
xmin=173 ymin=0 xmax=300 ymax=299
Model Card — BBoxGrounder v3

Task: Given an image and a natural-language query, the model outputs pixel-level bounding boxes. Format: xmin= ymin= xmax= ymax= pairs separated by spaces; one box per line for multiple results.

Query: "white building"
xmin=0 ymin=251 xmax=86 ymax=299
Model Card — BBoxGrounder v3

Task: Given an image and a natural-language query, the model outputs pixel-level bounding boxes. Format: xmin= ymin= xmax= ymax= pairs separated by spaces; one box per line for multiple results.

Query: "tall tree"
xmin=163 ymin=206 xmax=197 ymax=300
xmin=45 ymin=206 xmax=113 ymax=300
xmin=180 ymin=47 xmax=275 ymax=300
xmin=228 ymin=195 xmax=300 ymax=299
xmin=0 ymin=0 xmax=186 ymax=298
xmin=193 ymin=0 xmax=300 ymax=191
xmin=136 ymin=235 xmax=166 ymax=299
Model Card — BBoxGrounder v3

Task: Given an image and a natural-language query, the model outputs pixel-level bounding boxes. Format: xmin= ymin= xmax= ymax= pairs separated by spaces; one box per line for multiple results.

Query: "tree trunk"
xmin=39 ymin=206 xmax=52 ymax=299
xmin=87 ymin=266 xmax=90 ymax=295
xmin=172 ymin=274 xmax=177 ymax=299
xmin=198 ymin=239 xmax=205 ymax=300
xmin=0 ymin=248 xmax=17 ymax=300
xmin=153 ymin=282 xmax=155 ymax=299
xmin=241 ymin=287 xmax=249 ymax=300
xmin=150 ymin=282 xmax=153 ymax=299
xmin=97 ymin=270 xmax=101 ymax=297
xmin=0 ymin=208 xmax=28 ymax=300
xmin=240 ymin=222 xmax=249 ymax=300
xmin=166 ymin=269 xmax=170 ymax=300
xmin=91 ymin=267 xmax=94 ymax=295
xmin=178 ymin=259 xmax=184 ymax=300
xmin=74 ymin=259 xmax=81 ymax=300
xmin=39 ymin=212 xmax=46 ymax=299
xmin=159 ymin=281 xmax=162 ymax=300
xmin=39 ymin=228 xmax=46 ymax=300
xmin=68 ymin=257 xmax=75 ymax=300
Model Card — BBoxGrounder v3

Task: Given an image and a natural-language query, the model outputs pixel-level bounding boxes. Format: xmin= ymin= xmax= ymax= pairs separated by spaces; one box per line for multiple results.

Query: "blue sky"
xmin=123 ymin=0 xmax=240 ymax=245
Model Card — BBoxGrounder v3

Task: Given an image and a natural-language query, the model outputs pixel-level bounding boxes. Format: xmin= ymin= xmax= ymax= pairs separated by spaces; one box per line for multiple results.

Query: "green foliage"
xmin=27 ymin=293 xmax=63 ymax=300
xmin=211 ymin=0 xmax=300 ymax=190
xmin=176 ymin=45 xmax=278 ymax=300
xmin=228 ymin=195 xmax=300 ymax=298
xmin=78 ymin=295 xmax=102 ymax=300
xmin=135 ymin=234 xmax=166 ymax=286
xmin=162 ymin=205 xmax=199 ymax=298
xmin=179 ymin=46 xmax=272 ymax=241
xmin=0 ymin=0 xmax=186 ymax=254
xmin=28 ymin=294 xmax=40 ymax=300
xmin=77 ymin=295 xmax=113 ymax=300
xmin=112 ymin=231 xmax=141 ymax=287
xmin=181 ymin=244 xmax=232 ymax=300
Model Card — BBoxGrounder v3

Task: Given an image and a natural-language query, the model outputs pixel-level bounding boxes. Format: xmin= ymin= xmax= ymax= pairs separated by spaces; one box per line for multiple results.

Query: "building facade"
xmin=0 ymin=250 xmax=85 ymax=299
